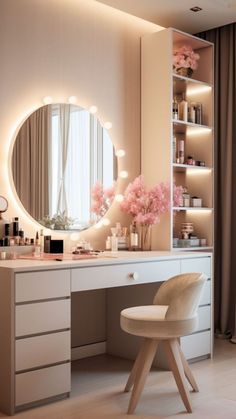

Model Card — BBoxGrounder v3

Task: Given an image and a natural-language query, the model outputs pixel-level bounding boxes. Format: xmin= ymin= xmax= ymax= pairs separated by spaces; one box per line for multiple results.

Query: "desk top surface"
xmin=0 ymin=251 xmax=212 ymax=273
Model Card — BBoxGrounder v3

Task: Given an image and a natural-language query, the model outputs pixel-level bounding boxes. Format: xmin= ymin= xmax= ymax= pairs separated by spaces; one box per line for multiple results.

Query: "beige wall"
xmin=0 ymin=0 xmax=162 ymax=249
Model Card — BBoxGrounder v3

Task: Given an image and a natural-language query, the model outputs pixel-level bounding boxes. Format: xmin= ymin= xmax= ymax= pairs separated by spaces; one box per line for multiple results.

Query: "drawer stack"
xmin=180 ymin=257 xmax=212 ymax=360
xmin=14 ymin=270 xmax=71 ymax=409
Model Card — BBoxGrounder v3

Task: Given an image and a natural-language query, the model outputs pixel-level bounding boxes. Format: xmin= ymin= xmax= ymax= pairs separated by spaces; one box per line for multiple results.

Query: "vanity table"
xmin=0 ymin=250 xmax=212 ymax=415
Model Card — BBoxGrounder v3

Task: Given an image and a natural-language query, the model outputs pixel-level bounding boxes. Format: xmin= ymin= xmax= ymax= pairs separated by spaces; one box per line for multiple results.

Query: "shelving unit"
xmin=141 ymin=27 xmax=214 ymax=362
xmin=141 ymin=27 xmax=214 ymax=252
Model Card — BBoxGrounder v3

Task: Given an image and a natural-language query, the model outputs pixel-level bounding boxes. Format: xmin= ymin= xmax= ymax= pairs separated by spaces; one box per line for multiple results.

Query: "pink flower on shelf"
xmin=173 ymin=44 xmax=200 ymax=71
xmin=91 ymin=181 xmax=116 ymax=219
xmin=120 ymin=176 xmax=184 ymax=226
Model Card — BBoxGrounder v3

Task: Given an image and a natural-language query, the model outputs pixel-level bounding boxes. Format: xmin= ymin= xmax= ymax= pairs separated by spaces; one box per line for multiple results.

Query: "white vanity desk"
xmin=0 ymin=250 xmax=212 ymax=415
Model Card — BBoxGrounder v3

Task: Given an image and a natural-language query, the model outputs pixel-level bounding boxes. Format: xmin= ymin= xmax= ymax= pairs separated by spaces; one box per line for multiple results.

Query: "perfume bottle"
xmin=172 ymin=96 xmax=178 ymax=120
xmin=178 ymin=93 xmax=188 ymax=122
xmin=130 ymin=222 xmax=139 ymax=251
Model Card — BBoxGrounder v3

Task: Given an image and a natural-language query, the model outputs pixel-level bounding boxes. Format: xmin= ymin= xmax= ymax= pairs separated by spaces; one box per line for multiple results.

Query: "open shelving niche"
xmin=141 ymin=27 xmax=214 ymax=251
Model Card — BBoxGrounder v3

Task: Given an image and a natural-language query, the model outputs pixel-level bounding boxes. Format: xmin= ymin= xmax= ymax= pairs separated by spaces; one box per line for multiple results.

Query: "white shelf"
xmin=172 ymin=119 xmax=212 ymax=131
xmin=172 ymin=246 xmax=213 ymax=251
xmin=173 ymin=73 xmax=213 ymax=88
xmin=173 ymin=164 xmax=213 ymax=172
xmin=173 ymin=207 xmax=213 ymax=211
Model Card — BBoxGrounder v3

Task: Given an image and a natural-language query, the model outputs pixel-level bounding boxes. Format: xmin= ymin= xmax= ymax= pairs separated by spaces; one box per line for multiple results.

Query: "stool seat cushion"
xmin=121 ymin=305 xmax=198 ymax=339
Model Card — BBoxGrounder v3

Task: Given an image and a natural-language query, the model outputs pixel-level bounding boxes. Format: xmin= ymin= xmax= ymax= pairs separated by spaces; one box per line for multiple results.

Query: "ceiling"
xmin=96 ymin=0 xmax=236 ymax=33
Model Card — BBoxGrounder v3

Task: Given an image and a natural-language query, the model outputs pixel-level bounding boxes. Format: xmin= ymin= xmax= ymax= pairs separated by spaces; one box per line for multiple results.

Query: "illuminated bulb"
xmin=68 ymin=96 xmax=77 ymax=104
xmin=119 ymin=170 xmax=129 ymax=178
xmin=89 ymin=105 xmax=98 ymax=114
xmin=43 ymin=228 xmax=51 ymax=235
xmin=43 ymin=96 xmax=53 ymax=105
xmin=104 ymin=121 xmax=112 ymax=130
xmin=102 ymin=218 xmax=111 ymax=226
xmin=94 ymin=221 xmax=103 ymax=229
xmin=115 ymin=194 xmax=124 ymax=202
xmin=115 ymin=149 xmax=126 ymax=157
xmin=70 ymin=232 xmax=80 ymax=241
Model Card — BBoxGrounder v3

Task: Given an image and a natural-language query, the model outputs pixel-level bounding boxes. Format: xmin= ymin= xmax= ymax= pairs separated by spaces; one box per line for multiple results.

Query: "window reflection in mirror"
xmin=12 ymin=104 xmax=117 ymax=230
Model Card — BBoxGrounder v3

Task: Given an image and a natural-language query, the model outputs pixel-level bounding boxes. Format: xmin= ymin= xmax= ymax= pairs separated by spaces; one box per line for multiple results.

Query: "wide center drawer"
xmin=71 ymin=260 xmax=181 ymax=292
xmin=15 ymin=299 xmax=70 ymax=337
xmin=15 ymin=269 xmax=70 ymax=303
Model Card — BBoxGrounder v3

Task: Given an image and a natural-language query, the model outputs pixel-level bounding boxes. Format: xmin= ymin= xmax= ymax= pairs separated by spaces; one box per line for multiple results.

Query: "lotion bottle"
xmin=178 ymin=93 xmax=188 ymax=122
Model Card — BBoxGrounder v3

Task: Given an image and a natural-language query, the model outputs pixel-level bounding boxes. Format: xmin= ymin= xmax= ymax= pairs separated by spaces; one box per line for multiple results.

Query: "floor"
xmin=1 ymin=339 xmax=236 ymax=418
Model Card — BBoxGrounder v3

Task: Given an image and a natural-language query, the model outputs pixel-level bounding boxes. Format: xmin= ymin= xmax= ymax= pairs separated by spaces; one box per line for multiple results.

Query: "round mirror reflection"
xmin=12 ymin=104 xmax=117 ymax=230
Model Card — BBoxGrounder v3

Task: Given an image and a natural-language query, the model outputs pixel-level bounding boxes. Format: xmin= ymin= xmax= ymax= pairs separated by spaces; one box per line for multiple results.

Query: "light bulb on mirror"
xmin=102 ymin=218 xmax=111 ymax=226
xmin=119 ymin=170 xmax=128 ymax=178
xmin=43 ymin=96 xmax=53 ymax=105
xmin=89 ymin=105 xmax=98 ymax=114
xmin=94 ymin=221 xmax=103 ymax=229
xmin=115 ymin=149 xmax=126 ymax=158
xmin=104 ymin=121 xmax=112 ymax=130
xmin=115 ymin=194 xmax=124 ymax=202
xmin=68 ymin=96 xmax=77 ymax=104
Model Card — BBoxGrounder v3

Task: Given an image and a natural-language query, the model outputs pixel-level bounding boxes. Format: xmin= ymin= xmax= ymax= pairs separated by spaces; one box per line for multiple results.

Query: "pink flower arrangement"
xmin=91 ymin=182 xmax=116 ymax=219
xmin=120 ymin=176 xmax=183 ymax=226
xmin=173 ymin=45 xmax=200 ymax=71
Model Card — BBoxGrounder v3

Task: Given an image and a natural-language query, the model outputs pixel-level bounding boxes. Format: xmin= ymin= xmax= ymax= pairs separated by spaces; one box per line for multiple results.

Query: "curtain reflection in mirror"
xmin=12 ymin=104 xmax=116 ymax=230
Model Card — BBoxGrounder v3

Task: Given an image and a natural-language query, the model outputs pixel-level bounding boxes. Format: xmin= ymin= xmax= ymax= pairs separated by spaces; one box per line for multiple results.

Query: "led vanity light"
xmin=43 ymin=96 xmax=53 ymax=105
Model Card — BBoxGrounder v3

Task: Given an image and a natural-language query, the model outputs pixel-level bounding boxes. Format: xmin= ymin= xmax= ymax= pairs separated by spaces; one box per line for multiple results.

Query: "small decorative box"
xmin=191 ymin=197 xmax=202 ymax=207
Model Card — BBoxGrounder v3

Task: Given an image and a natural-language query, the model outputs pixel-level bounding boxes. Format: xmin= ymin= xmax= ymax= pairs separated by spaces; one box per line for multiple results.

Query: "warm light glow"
xmin=44 ymin=228 xmax=52 ymax=236
xmin=115 ymin=149 xmax=126 ymax=157
xmin=104 ymin=121 xmax=112 ymax=130
xmin=68 ymin=96 xmax=77 ymax=104
xmin=70 ymin=232 xmax=80 ymax=241
xmin=119 ymin=170 xmax=129 ymax=178
xmin=187 ymin=127 xmax=212 ymax=136
xmin=115 ymin=194 xmax=124 ymax=202
xmin=94 ymin=221 xmax=103 ymax=229
xmin=43 ymin=96 xmax=53 ymax=105
xmin=187 ymin=168 xmax=212 ymax=175
xmin=186 ymin=85 xmax=212 ymax=96
xmin=102 ymin=218 xmax=111 ymax=226
xmin=89 ymin=105 xmax=98 ymax=114
xmin=186 ymin=209 xmax=213 ymax=214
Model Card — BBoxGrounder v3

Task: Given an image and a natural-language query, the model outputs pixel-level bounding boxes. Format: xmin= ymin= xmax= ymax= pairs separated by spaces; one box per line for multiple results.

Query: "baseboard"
xmin=71 ymin=341 xmax=107 ymax=361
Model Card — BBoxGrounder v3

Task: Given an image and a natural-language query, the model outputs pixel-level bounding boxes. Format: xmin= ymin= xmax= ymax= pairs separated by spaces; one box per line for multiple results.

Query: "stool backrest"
xmin=153 ymin=273 xmax=206 ymax=320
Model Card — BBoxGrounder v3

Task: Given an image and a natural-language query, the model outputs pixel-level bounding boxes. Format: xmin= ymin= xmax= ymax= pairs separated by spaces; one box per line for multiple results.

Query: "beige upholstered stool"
xmin=120 ymin=272 xmax=206 ymax=414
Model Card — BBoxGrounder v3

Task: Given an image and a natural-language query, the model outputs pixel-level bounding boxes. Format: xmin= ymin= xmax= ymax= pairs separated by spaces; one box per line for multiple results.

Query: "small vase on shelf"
xmin=140 ymin=224 xmax=152 ymax=251
xmin=175 ymin=67 xmax=193 ymax=78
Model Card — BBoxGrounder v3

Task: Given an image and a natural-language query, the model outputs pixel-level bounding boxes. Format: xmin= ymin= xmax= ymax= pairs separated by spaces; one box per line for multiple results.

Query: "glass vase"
xmin=176 ymin=67 xmax=193 ymax=78
xmin=140 ymin=224 xmax=152 ymax=251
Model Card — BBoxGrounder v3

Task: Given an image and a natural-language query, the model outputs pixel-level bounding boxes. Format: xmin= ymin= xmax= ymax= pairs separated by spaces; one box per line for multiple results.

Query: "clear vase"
xmin=140 ymin=224 xmax=152 ymax=251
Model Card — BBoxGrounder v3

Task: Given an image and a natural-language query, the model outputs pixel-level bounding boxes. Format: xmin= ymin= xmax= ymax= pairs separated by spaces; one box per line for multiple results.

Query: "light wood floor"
xmin=1 ymin=339 xmax=236 ymax=418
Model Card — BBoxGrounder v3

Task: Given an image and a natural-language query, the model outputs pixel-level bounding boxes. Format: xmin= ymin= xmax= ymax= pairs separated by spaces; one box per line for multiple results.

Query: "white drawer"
xmin=15 ymin=270 xmax=70 ymax=303
xmin=180 ymin=330 xmax=211 ymax=360
xmin=15 ymin=299 xmax=70 ymax=337
xmin=199 ymin=280 xmax=211 ymax=305
xmin=181 ymin=257 xmax=211 ymax=278
xmin=197 ymin=305 xmax=211 ymax=331
xmin=15 ymin=331 xmax=70 ymax=372
xmin=15 ymin=363 xmax=70 ymax=407
xmin=71 ymin=260 xmax=181 ymax=292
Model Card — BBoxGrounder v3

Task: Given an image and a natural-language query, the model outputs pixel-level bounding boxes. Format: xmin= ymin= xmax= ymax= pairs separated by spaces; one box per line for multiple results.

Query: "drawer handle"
xmin=129 ymin=272 xmax=139 ymax=280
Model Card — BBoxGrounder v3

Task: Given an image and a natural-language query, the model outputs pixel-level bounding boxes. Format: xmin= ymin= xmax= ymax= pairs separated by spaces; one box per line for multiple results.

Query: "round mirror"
xmin=12 ymin=104 xmax=117 ymax=230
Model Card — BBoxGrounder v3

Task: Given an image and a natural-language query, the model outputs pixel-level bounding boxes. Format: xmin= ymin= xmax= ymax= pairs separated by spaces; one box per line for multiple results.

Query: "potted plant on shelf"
xmin=120 ymin=175 xmax=183 ymax=250
xmin=173 ymin=45 xmax=200 ymax=78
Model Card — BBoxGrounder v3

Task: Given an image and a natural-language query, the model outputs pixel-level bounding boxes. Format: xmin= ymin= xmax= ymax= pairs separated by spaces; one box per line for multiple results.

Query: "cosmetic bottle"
xmin=189 ymin=102 xmax=196 ymax=123
xmin=172 ymin=96 xmax=178 ymax=120
xmin=178 ymin=93 xmax=188 ymax=122
xmin=5 ymin=222 xmax=10 ymax=237
xmin=110 ymin=234 xmax=118 ymax=252
xmin=173 ymin=136 xmax=177 ymax=163
xmin=130 ymin=222 xmax=139 ymax=251
xmin=177 ymin=139 xmax=185 ymax=164
xmin=105 ymin=236 xmax=111 ymax=250
xmin=196 ymin=103 xmax=202 ymax=124
xmin=35 ymin=231 xmax=40 ymax=246
xmin=39 ymin=229 xmax=44 ymax=253
xmin=19 ymin=229 xmax=24 ymax=245
xmin=13 ymin=217 xmax=19 ymax=237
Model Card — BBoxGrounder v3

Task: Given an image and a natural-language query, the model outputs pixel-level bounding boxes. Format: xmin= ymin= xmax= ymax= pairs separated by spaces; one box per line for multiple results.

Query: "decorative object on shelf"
xmin=120 ymin=176 xmax=183 ymax=250
xmin=40 ymin=211 xmax=75 ymax=230
xmin=173 ymin=45 xmax=200 ymax=78
xmin=191 ymin=196 xmax=203 ymax=207
xmin=91 ymin=181 xmax=116 ymax=221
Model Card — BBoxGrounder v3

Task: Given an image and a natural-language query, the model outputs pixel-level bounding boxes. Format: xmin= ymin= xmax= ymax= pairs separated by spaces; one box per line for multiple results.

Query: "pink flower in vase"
xmin=91 ymin=181 xmax=116 ymax=219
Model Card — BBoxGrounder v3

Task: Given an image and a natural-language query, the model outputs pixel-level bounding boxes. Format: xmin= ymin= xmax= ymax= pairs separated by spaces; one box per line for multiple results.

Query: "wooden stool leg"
xmin=178 ymin=342 xmax=199 ymax=392
xmin=127 ymin=339 xmax=158 ymax=415
xmin=125 ymin=339 xmax=150 ymax=392
xmin=164 ymin=339 xmax=192 ymax=413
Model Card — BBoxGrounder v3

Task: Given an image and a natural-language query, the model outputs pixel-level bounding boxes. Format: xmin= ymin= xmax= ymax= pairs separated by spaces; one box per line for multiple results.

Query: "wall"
xmin=0 ymin=0 xmax=162 ymax=250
